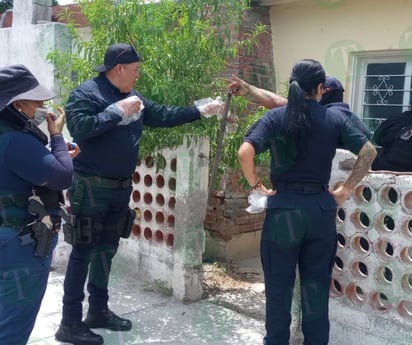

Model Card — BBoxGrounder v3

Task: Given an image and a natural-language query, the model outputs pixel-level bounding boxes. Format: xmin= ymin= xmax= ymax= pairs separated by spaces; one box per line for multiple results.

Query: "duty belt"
xmin=74 ymin=172 xmax=132 ymax=189
xmin=275 ymin=182 xmax=328 ymax=193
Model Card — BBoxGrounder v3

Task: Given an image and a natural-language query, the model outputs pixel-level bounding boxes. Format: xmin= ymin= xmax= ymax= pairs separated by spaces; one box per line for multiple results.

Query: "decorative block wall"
xmin=330 ymin=150 xmax=412 ymax=323
xmin=117 ymin=138 xmax=210 ymax=301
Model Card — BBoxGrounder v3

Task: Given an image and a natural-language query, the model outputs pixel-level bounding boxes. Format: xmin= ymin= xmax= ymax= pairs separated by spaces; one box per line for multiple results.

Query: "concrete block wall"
xmin=116 ymin=138 xmax=210 ymax=301
xmin=327 ymin=149 xmax=412 ymax=342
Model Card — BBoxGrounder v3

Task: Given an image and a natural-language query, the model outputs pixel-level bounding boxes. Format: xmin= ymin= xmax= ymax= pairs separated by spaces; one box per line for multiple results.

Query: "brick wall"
xmin=205 ymin=7 xmax=273 ymax=244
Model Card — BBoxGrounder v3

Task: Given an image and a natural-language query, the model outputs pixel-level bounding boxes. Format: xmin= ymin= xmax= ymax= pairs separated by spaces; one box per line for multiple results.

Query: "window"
xmin=350 ymin=51 xmax=412 ymax=136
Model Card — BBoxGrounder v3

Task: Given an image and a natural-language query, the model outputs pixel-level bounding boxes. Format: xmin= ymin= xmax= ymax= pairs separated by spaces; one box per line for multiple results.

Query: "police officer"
xmin=0 ymin=64 xmax=74 ymax=344
xmin=237 ymin=59 xmax=377 ymax=345
xmin=371 ymin=104 xmax=412 ymax=172
xmin=228 ymin=75 xmax=371 ymax=141
xmin=55 ymin=43 xmax=224 ymax=345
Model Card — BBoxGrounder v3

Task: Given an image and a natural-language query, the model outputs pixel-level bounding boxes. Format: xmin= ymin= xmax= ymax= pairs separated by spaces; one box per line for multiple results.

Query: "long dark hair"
xmin=285 ymin=59 xmax=325 ymax=150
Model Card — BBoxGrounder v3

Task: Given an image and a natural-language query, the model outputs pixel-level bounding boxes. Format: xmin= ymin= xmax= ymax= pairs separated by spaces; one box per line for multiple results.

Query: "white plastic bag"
xmin=118 ymin=103 xmax=145 ymax=126
xmin=246 ymin=190 xmax=268 ymax=214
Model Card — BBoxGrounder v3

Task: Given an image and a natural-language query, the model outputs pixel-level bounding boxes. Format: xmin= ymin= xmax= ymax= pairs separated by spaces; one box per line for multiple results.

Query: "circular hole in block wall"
xmin=132 ymin=224 xmax=141 ymax=237
xmin=400 ymin=219 xmax=412 ymax=238
xmin=137 ymin=159 xmax=142 ymax=166
xmin=170 ymin=158 xmax=177 ymax=172
xmin=132 ymin=171 xmax=140 ymax=184
xmin=350 ymin=210 xmax=370 ymax=230
xmin=351 ymin=260 xmax=369 ymax=278
xmin=330 ymin=279 xmax=343 ymax=297
xmin=155 ymin=211 xmax=165 ymax=224
xmin=401 ymin=274 xmax=412 ymax=294
xmin=397 ymin=300 xmax=412 ymax=319
xmin=166 ymin=233 xmax=174 ymax=247
xmin=143 ymin=192 xmax=153 ymax=204
xmin=351 ymin=235 xmax=371 ymax=256
xmin=375 ymin=213 xmax=395 ymax=233
xmin=145 ymin=156 xmax=155 ymax=168
xmin=167 ymin=215 xmax=175 ymax=227
xmin=154 ymin=230 xmax=164 ymax=243
xmin=143 ymin=210 xmax=152 ymax=222
xmin=144 ymin=174 xmax=153 ymax=187
xmin=402 ymin=191 xmax=412 ymax=213
xmin=346 ymin=283 xmax=366 ymax=306
xmin=337 ymin=232 xmax=346 ymax=248
xmin=144 ymin=227 xmax=152 ymax=240
xmin=168 ymin=177 xmax=176 ymax=191
xmin=352 ymin=185 xmax=373 ymax=204
xmin=156 ymin=175 xmax=165 ymax=188
xmin=375 ymin=239 xmax=395 ymax=261
xmin=132 ymin=190 xmax=141 ymax=203
xmin=168 ymin=196 xmax=176 ymax=210
xmin=370 ymin=292 xmax=391 ymax=312
xmin=399 ymin=247 xmax=412 ymax=266
xmin=334 ymin=256 xmax=344 ymax=273
xmin=379 ymin=185 xmax=399 ymax=208
xmin=337 ymin=208 xmax=345 ymax=223
xmin=376 ymin=266 xmax=393 ymax=284
xmin=156 ymin=194 xmax=165 ymax=206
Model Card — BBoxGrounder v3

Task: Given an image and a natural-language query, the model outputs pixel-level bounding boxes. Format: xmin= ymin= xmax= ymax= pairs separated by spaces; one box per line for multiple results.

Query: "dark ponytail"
xmin=285 ymin=59 xmax=326 ymax=151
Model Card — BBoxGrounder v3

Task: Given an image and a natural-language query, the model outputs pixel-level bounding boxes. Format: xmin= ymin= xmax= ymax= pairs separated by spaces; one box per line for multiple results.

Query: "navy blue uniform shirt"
xmin=66 ymin=73 xmax=201 ymax=179
xmin=244 ymin=99 xmax=368 ymax=187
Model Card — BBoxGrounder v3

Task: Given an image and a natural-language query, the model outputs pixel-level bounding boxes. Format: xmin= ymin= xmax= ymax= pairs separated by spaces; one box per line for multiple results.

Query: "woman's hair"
xmin=285 ymin=59 xmax=326 ymax=150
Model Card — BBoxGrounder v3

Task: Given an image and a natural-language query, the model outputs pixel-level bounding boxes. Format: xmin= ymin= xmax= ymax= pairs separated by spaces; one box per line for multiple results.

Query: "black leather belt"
xmin=75 ymin=172 xmax=132 ymax=189
xmin=276 ymin=182 xmax=328 ymax=193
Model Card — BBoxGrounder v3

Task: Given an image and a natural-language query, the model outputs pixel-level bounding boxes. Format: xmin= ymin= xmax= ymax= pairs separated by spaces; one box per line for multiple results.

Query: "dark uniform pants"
xmin=0 ymin=228 xmax=57 ymax=345
xmin=261 ymin=191 xmax=337 ymax=345
xmin=61 ymin=181 xmax=133 ymax=324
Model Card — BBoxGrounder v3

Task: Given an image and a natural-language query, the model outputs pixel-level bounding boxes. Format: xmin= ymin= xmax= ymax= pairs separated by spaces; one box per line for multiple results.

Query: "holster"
xmin=59 ymin=206 xmax=93 ymax=245
xmin=117 ymin=208 xmax=135 ymax=239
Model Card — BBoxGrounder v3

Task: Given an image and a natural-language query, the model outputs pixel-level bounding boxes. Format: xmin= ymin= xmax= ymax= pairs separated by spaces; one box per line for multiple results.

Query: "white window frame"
xmin=349 ymin=50 xmax=412 ymax=135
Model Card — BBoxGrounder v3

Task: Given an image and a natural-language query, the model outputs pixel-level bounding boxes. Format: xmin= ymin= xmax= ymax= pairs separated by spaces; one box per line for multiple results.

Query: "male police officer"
xmin=55 ymin=43 xmax=223 ymax=345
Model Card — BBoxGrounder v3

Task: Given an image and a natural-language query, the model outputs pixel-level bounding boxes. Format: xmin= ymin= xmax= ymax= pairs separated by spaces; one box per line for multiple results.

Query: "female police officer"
xmin=238 ymin=59 xmax=377 ymax=345
xmin=0 ymin=64 xmax=74 ymax=344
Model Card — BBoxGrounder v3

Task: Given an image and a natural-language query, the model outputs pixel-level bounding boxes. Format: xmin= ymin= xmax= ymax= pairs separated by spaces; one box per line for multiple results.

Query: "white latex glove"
xmin=116 ymin=95 xmax=142 ymax=116
xmin=197 ymin=98 xmax=225 ymax=118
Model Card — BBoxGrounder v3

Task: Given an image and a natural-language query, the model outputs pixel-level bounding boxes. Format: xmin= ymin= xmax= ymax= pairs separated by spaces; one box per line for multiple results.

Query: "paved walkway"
xmin=28 ymin=257 xmax=266 ymax=345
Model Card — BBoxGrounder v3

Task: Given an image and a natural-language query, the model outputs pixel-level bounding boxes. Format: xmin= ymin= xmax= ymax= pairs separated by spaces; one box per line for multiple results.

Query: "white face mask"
xmin=30 ymin=107 xmax=48 ymax=126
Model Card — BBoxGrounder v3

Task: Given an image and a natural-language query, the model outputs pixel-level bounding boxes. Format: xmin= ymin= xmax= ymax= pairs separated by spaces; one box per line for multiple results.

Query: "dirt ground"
xmin=202 ymin=258 xmax=264 ymax=297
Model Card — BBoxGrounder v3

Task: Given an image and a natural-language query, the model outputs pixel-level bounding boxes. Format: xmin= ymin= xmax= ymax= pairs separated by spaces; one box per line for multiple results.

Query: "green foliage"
xmin=48 ymin=0 xmax=268 ymax=174
xmin=0 ymin=0 xmax=12 ymax=14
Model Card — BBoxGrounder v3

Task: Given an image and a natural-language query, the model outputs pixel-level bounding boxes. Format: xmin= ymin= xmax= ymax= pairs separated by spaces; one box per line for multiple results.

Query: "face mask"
xmin=30 ymin=107 xmax=48 ymax=126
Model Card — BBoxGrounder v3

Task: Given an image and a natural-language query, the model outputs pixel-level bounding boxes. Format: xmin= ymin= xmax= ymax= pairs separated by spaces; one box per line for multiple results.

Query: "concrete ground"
xmin=28 ymin=256 xmax=267 ymax=345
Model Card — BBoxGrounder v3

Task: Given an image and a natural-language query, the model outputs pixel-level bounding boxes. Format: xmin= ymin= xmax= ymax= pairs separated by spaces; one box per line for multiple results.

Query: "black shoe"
xmin=84 ymin=309 xmax=132 ymax=331
xmin=55 ymin=321 xmax=104 ymax=345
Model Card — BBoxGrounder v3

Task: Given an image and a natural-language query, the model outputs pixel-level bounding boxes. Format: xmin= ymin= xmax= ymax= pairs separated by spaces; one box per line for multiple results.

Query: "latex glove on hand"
xmin=116 ymin=95 xmax=142 ymax=116
xmin=197 ymin=98 xmax=225 ymax=119
xmin=107 ymin=96 xmax=144 ymax=125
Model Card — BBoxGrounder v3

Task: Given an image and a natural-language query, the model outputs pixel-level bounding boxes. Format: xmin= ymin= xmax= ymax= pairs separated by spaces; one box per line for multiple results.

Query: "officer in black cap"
xmin=0 ymin=64 xmax=74 ymax=344
xmin=55 ymin=43 xmax=224 ymax=345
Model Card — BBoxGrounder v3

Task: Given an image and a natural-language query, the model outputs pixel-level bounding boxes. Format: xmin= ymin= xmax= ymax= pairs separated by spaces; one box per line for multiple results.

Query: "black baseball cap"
xmin=94 ymin=43 xmax=140 ymax=73
xmin=324 ymin=76 xmax=344 ymax=92
xmin=0 ymin=64 xmax=56 ymax=110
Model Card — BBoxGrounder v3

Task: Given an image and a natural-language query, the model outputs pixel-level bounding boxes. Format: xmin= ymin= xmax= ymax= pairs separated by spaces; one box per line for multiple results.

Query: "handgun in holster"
xmin=27 ymin=196 xmax=55 ymax=258
xmin=59 ymin=205 xmax=93 ymax=245
xmin=116 ymin=208 xmax=136 ymax=239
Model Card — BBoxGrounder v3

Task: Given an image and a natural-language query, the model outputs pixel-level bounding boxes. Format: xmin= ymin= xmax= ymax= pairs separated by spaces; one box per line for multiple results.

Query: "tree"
xmin=49 ymin=0 xmax=267 ymax=173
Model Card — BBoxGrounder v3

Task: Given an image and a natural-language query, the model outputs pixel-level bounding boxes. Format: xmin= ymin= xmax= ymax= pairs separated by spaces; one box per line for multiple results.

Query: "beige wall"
xmin=269 ymin=0 xmax=412 ymax=99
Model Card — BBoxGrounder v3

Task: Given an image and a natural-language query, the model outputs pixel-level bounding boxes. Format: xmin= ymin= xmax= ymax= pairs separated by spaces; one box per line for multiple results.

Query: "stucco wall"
xmin=268 ymin=0 xmax=412 ymax=96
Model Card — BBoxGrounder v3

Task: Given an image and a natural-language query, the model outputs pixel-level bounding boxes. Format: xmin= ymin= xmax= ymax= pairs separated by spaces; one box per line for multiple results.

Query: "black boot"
xmin=55 ymin=321 xmax=104 ymax=345
xmin=84 ymin=308 xmax=132 ymax=331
